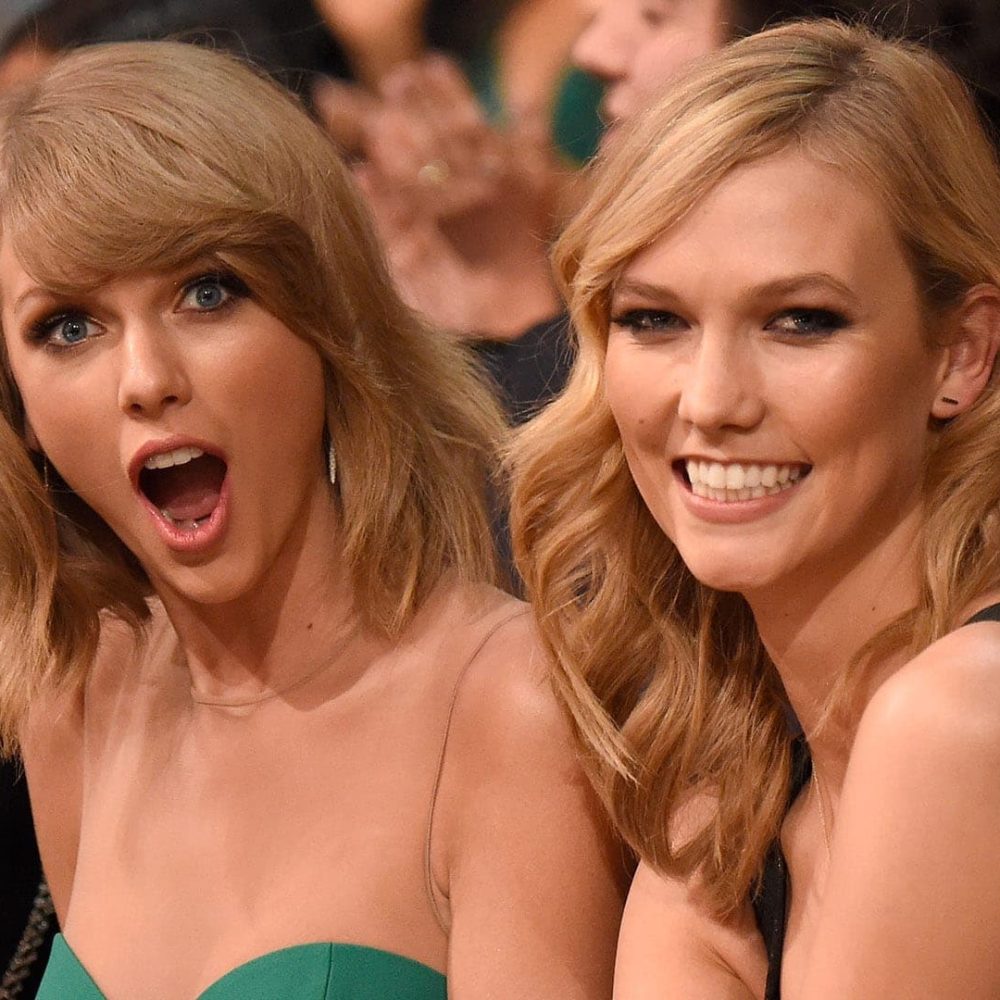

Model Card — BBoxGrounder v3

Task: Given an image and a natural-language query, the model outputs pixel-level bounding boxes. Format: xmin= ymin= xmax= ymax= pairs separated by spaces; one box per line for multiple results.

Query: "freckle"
xmin=307 ymin=622 xmax=314 ymax=631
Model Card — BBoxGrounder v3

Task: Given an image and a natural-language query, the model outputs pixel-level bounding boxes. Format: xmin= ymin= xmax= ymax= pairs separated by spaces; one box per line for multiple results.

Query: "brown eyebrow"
xmin=10 ymin=287 xmax=57 ymax=314
xmin=612 ymin=272 xmax=861 ymax=306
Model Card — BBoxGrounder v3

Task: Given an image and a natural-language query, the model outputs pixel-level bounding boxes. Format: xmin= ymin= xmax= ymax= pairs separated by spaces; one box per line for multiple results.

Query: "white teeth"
xmin=684 ymin=460 xmax=806 ymax=502
xmin=143 ymin=446 xmax=204 ymax=471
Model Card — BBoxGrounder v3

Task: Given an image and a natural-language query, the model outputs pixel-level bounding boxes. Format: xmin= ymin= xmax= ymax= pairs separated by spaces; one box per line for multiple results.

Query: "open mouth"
xmin=138 ymin=446 xmax=227 ymax=531
xmin=676 ymin=459 xmax=811 ymax=502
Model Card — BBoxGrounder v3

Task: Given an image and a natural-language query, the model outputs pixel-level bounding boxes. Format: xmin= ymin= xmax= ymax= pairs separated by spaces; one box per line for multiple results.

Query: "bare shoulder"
xmin=616 ymin=861 xmax=764 ymax=1000
xmin=801 ymin=617 xmax=1000 ymax=996
xmin=420 ymin=578 xmax=548 ymax=720
xmin=859 ymin=616 xmax=1000 ymax=764
xmin=440 ymin=584 xmax=569 ymax=758
xmin=20 ymin=609 xmax=154 ymax=919
xmin=429 ymin=583 xmax=628 ymax=998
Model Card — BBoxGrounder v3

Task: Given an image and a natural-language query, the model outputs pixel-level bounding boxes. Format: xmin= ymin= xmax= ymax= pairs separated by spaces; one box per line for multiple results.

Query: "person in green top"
xmin=0 ymin=40 xmax=627 ymax=1000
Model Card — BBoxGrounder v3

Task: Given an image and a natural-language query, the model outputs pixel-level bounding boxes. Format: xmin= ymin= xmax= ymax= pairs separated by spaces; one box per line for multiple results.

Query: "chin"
xmin=148 ymin=561 xmax=258 ymax=607
xmin=673 ymin=547 xmax=782 ymax=597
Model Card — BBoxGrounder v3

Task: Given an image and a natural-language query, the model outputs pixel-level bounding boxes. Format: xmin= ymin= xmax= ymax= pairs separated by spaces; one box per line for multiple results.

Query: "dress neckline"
xmin=50 ymin=933 xmax=445 ymax=999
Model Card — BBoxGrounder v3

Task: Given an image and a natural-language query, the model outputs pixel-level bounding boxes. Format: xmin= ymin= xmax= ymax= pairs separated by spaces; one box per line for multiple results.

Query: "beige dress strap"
xmin=423 ymin=607 xmax=529 ymax=934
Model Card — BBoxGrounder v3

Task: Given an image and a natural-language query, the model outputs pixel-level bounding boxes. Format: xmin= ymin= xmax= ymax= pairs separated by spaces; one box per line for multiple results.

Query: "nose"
xmin=676 ymin=329 xmax=764 ymax=433
xmin=572 ymin=7 xmax=633 ymax=84
xmin=116 ymin=321 xmax=192 ymax=419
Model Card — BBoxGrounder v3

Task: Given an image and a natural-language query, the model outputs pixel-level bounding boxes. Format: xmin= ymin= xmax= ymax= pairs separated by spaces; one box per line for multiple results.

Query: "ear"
xmin=930 ymin=284 xmax=1000 ymax=420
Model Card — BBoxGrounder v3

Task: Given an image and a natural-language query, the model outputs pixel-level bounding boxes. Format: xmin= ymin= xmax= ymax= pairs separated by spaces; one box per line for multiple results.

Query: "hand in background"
xmin=354 ymin=54 xmax=563 ymax=340
xmin=311 ymin=76 xmax=379 ymax=160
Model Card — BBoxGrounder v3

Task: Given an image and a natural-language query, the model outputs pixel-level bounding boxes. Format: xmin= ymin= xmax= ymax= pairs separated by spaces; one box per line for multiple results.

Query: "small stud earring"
xmin=941 ymin=396 xmax=959 ymax=405
xmin=328 ymin=440 xmax=337 ymax=487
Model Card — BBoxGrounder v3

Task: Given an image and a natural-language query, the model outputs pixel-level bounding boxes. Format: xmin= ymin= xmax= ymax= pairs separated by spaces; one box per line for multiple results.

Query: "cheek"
xmin=230 ymin=339 xmax=328 ymax=453
xmin=604 ymin=345 xmax=673 ymax=452
xmin=793 ymin=348 xmax=939 ymax=485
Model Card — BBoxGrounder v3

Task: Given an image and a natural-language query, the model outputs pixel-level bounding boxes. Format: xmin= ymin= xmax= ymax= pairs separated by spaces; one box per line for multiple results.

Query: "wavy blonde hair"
xmin=510 ymin=18 xmax=1000 ymax=915
xmin=0 ymin=41 xmax=504 ymax=754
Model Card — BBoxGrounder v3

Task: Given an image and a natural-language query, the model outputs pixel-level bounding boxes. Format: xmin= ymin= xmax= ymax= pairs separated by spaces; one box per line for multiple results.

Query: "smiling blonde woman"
xmin=0 ymin=41 xmax=625 ymax=1000
xmin=511 ymin=18 xmax=1000 ymax=998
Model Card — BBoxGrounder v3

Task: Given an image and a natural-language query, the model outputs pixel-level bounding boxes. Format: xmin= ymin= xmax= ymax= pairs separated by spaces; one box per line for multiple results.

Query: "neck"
xmin=153 ymin=490 xmax=360 ymax=704
xmin=746 ymin=503 xmax=925 ymax=795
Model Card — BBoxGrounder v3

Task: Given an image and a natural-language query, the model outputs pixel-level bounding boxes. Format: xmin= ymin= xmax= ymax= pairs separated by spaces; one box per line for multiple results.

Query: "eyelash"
xmin=610 ymin=309 xmax=685 ymax=334
xmin=178 ymin=271 xmax=250 ymax=314
xmin=610 ymin=307 xmax=850 ymax=339
xmin=26 ymin=270 xmax=251 ymax=352
xmin=768 ymin=308 xmax=849 ymax=337
xmin=27 ymin=311 xmax=95 ymax=351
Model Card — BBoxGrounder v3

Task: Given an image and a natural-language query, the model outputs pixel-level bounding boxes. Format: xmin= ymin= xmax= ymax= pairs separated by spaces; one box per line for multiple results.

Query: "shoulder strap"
xmin=423 ymin=608 xmax=529 ymax=934
xmin=964 ymin=602 xmax=1000 ymax=626
xmin=751 ymin=737 xmax=811 ymax=1000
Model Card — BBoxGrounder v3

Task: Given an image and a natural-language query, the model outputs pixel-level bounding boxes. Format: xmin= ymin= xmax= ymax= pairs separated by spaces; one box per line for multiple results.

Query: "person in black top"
xmin=511 ymin=17 xmax=1000 ymax=998
xmin=0 ymin=760 xmax=54 ymax=999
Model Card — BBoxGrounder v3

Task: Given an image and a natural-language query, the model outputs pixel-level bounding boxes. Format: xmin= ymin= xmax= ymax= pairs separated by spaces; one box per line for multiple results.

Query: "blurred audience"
xmin=0 ymin=0 xmax=333 ymax=96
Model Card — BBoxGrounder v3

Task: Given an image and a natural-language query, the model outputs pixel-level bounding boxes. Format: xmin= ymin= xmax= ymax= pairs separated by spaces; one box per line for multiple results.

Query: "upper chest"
xmin=61 ymin=652 xmax=459 ymax=984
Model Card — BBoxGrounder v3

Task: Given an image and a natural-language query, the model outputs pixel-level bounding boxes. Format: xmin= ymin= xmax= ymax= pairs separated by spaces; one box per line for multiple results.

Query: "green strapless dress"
xmin=37 ymin=934 xmax=446 ymax=999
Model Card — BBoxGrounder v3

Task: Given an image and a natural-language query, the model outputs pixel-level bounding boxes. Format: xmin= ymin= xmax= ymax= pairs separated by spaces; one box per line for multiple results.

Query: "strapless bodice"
xmin=37 ymin=933 xmax=446 ymax=999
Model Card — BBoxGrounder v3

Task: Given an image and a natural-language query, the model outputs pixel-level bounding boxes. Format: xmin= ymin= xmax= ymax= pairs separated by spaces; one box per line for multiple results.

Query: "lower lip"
xmin=676 ymin=469 xmax=805 ymax=524
xmin=138 ymin=475 xmax=231 ymax=555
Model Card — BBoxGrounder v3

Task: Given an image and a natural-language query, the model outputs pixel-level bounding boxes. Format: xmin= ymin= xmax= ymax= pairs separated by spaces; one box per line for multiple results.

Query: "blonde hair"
xmin=510 ymin=18 xmax=1000 ymax=915
xmin=0 ymin=41 xmax=504 ymax=753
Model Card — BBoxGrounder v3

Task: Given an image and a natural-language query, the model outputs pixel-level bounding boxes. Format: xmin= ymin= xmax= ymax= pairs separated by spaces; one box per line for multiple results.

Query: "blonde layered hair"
xmin=0 ymin=41 xmax=504 ymax=753
xmin=511 ymin=19 xmax=1000 ymax=915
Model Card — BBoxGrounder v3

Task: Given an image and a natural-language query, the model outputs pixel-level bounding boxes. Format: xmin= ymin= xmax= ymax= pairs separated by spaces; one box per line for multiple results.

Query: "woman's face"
xmin=604 ymin=151 xmax=949 ymax=597
xmin=573 ymin=0 xmax=729 ymax=138
xmin=0 ymin=244 xmax=331 ymax=604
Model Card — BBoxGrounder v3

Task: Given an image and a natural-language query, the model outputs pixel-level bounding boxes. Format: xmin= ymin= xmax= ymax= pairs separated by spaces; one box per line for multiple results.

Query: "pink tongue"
xmin=149 ymin=460 xmax=222 ymax=521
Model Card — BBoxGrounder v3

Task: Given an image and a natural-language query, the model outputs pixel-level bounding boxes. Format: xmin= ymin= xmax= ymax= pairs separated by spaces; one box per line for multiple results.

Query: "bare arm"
xmin=433 ymin=615 xmax=629 ymax=998
xmin=615 ymin=861 xmax=766 ymax=999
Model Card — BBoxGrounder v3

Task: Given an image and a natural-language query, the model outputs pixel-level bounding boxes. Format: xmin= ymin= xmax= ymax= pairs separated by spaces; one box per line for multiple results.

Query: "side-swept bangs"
xmin=0 ymin=41 xmax=504 ymax=754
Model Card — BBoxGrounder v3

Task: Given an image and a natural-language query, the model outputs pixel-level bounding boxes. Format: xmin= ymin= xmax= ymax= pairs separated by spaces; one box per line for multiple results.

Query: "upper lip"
xmin=128 ymin=436 xmax=227 ymax=491
xmin=677 ymin=455 xmax=809 ymax=466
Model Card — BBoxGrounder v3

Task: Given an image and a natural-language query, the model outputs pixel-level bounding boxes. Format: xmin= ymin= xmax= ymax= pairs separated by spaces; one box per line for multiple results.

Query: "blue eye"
xmin=30 ymin=312 xmax=98 ymax=349
xmin=181 ymin=277 xmax=232 ymax=312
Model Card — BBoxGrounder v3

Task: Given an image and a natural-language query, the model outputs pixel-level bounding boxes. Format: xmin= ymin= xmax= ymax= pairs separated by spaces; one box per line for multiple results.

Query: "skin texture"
xmin=606 ymin=151 xmax=1000 ymax=997
xmin=573 ymin=0 xmax=729 ymax=138
xmin=2 ymin=246 xmax=627 ymax=998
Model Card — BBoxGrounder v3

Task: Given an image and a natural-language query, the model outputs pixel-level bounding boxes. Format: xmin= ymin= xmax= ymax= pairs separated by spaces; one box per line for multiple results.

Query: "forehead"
xmin=621 ymin=151 xmax=912 ymax=296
